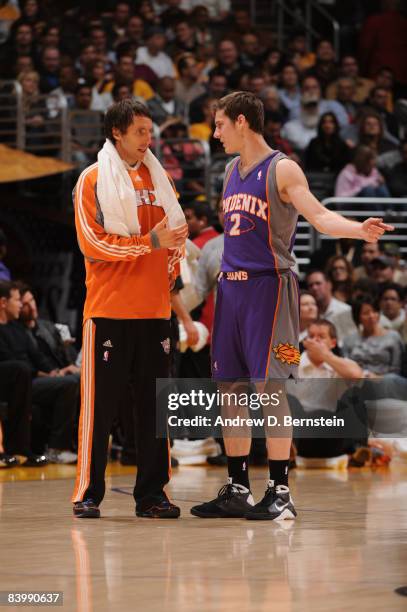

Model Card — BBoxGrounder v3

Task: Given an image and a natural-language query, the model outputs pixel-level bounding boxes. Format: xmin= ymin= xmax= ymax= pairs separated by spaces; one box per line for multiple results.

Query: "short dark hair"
xmin=75 ymin=82 xmax=92 ymax=95
xmin=351 ymin=295 xmax=379 ymax=325
xmin=214 ymin=91 xmax=264 ymax=134
xmin=104 ymin=99 xmax=151 ymax=143
xmin=310 ymin=318 xmax=337 ymax=340
xmin=184 ymin=201 xmax=213 ymax=223
xmin=378 ymin=282 xmax=404 ymax=302
xmin=14 ymin=281 xmax=31 ymax=298
xmin=0 ymin=281 xmax=19 ymax=300
xmin=305 ymin=269 xmax=328 ymax=282
xmin=177 ymin=53 xmax=196 ymax=75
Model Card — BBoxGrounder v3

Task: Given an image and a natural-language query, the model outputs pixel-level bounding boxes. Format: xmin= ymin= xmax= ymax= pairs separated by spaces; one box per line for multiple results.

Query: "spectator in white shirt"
xmin=135 ymin=27 xmax=175 ymax=79
xmin=306 ymin=270 xmax=357 ymax=345
xmin=287 ymin=319 xmax=363 ymax=465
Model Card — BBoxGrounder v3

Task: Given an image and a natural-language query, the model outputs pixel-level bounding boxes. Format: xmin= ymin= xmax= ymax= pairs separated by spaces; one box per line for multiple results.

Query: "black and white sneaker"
xmin=190 ymin=477 xmax=254 ymax=518
xmin=245 ymin=480 xmax=297 ymax=521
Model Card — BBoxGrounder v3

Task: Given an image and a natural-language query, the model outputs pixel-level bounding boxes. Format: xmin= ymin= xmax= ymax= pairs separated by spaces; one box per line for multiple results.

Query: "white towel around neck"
xmin=96 ymin=139 xmax=186 ymax=237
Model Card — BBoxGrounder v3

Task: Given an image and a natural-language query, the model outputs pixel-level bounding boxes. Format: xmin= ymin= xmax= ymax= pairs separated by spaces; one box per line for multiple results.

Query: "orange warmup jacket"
xmin=74 ymin=161 xmax=181 ymax=321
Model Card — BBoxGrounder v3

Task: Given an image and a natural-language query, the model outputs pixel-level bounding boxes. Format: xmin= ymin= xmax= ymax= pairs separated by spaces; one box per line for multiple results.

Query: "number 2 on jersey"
xmin=230 ymin=213 xmax=241 ymax=236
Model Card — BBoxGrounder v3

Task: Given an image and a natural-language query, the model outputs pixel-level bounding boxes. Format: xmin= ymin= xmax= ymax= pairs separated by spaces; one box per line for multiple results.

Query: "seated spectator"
xmin=305 ymin=112 xmax=350 ymax=174
xmin=335 ymin=77 xmax=361 ymax=124
xmin=89 ymin=26 xmax=115 ymax=73
xmin=354 ymin=242 xmax=382 ymax=280
xmin=246 ymin=70 xmax=269 ymax=97
xmin=259 ymin=86 xmax=288 ymax=122
xmin=374 ymin=66 xmax=397 ymax=112
xmin=378 ymin=282 xmax=406 ymax=338
xmin=325 ymin=255 xmax=355 ymax=303
xmin=111 ymin=82 xmax=133 ymax=102
xmin=89 ymin=59 xmax=114 ymax=111
xmin=102 ymin=52 xmax=154 ymax=101
xmin=138 ymin=0 xmax=159 ymax=30
xmin=0 ymin=281 xmax=78 ymax=463
xmin=19 ymin=285 xmax=80 ymax=377
xmin=189 ymin=69 xmax=227 ymax=123
xmin=299 ymin=291 xmax=318 ymax=347
xmin=369 ymin=255 xmax=397 ymax=286
xmin=368 ymin=86 xmax=399 ymax=140
xmin=358 ymin=110 xmax=398 ymax=155
xmin=262 ymin=47 xmax=285 ymax=85
xmin=326 ymin=55 xmax=374 ymax=104
xmin=135 ymin=27 xmax=176 ymax=79
xmin=70 ymin=83 xmax=104 ymax=171
xmin=286 ymin=32 xmax=315 ymax=73
xmin=306 ymin=39 xmax=339 ymax=94
xmin=175 ymin=53 xmax=206 ymax=104
xmin=105 ymin=1 xmax=131 ymax=49
xmin=184 ymin=200 xmax=219 ymax=249
xmin=281 ymin=90 xmax=319 ymax=152
xmin=288 ymin=319 xmax=363 ymax=467
xmin=124 ymin=15 xmax=145 ymax=49
xmin=239 ymin=31 xmax=263 ymax=72
xmin=189 ymin=96 xmax=216 ymax=141
xmin=278 ymin=63 xmax=301 ymax=119
xmin=168 ymin=18 xmax=200 ymax=59
xmin=288 ymin=75 xmax=348 ymax=126
xmin=383 ymin=139 xmax=407 ymax=197
xmin=13 ymin=54 xmax=35 ymax=78
xmin=209 ymin=39 xmax=244 ymax=90
xmin=49 ymin=64 xmax=79 ymax=110
xmin=16 ymin=70 xmax=49 ymax=153
xmin=343 ymin=295 xmax=404 ymax=377
xmin=38 ymin=46 xmax=60 ymax=94
xmin=75 ymin=44 xmax=98 ymax=79
xmin=306 ymin=270 xmax=357 ymax=345
xmin=190 ymin=5 xmax=214 ymax=48
xmin=335 ymin=145 xmax=390 ymax=198
xmin=148 ymin=77 xmax=186 ymax=127
xmin=0 ymin=229 xmax=10 ymax=281
xmin=263 ymin=112 xmax=293 ymax=156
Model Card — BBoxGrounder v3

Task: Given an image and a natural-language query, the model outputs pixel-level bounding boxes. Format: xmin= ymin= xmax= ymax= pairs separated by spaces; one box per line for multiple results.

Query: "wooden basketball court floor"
xmin=0 ymin=462 xmax=406 ymax=612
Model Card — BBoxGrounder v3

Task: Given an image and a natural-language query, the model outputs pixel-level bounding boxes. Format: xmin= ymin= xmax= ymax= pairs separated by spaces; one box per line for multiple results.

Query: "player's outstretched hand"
xmin=152 ymin=216 xmax=188 ymax=249
xmin=360 ymin=218 xmax=394 ymax=243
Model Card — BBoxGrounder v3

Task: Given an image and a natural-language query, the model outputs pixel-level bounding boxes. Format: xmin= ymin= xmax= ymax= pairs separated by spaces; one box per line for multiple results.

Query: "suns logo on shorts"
xmin=161 ymin=338 xmax=170 ymax=354
xmin=272 ymin=343 xmax=300 ymax=366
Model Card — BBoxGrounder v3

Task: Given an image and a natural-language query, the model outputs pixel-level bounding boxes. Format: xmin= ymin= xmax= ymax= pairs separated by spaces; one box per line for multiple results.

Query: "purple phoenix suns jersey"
xmin=221 ymin=151 xmax=298 ymax=273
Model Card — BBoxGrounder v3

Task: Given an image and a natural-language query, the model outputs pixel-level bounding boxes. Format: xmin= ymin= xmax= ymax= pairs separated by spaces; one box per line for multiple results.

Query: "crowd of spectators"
xmin=0 ymin=0 xmax=406 ymax=199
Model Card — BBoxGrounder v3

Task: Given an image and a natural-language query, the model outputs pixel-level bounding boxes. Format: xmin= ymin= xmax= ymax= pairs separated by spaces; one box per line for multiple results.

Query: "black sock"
xmin=227 ymin=455 xmax=250 ymax=489
xmin=268 ymin=459 xmax=289 ymax=487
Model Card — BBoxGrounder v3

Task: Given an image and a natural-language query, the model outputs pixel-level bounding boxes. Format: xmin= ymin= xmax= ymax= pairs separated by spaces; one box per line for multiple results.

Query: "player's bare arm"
xmin=276 ymin=158 xmax=394 ymax=242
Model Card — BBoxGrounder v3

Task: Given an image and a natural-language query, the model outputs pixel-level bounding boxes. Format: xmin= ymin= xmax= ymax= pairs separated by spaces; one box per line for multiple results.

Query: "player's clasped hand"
xmin=152 ymin=215 xmax=189 ymax=248
xmin=360 ymin=217 xmax=394 ymax=243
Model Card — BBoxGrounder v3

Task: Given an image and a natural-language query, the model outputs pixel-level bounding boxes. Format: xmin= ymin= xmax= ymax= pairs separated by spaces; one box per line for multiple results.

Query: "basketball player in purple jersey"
xmin=190 ymin=92 xmax=393 ymax=520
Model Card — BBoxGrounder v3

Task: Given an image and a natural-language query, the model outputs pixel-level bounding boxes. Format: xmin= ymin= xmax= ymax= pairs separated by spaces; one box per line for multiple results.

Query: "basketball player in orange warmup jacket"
xmin=72 ymin=100 xmax=188 ymax=519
